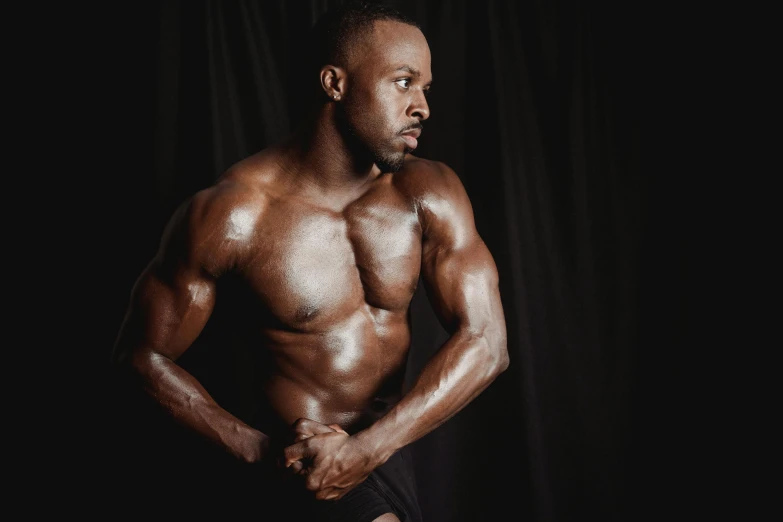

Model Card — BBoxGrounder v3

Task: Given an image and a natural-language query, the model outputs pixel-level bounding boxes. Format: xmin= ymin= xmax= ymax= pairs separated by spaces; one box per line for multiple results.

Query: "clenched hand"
xmin=284 ymin=418 xmax=381 ymax=500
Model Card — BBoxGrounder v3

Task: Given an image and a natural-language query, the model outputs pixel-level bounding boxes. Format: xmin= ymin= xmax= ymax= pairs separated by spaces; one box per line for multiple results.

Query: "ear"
xmin=320 ymin=65 xmax=347 ymax=101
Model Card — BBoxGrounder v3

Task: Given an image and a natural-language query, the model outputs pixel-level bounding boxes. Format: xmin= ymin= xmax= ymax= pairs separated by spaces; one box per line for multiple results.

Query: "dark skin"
xmin=112 ymin=20 xmax=508 ymax=520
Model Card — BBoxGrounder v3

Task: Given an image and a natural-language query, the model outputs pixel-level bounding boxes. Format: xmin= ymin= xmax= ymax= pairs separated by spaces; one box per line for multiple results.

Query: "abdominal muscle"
xmin=254 ymin=305 xmax=411 ymax=438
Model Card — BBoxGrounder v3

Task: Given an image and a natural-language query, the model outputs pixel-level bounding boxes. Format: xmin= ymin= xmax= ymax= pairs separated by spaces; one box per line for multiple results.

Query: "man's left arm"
xmin=360 ymin=161 xmax=509 ymax=452
xmin=285 ymin=162 xmax=509 ymax=499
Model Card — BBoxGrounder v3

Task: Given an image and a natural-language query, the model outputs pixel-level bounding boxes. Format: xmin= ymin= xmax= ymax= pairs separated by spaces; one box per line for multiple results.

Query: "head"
xmin=307 ymin=1 xmax=432 ymax=172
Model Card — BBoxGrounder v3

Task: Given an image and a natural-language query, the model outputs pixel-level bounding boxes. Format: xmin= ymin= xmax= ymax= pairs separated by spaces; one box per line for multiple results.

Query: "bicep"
xmin=418 ymin=165 xmax=504 ymax=336
xmin=422 ymin=236 xmax=502 ymax=336
xmin=116 ymin=259 xmax=216 ymax=363
xmin=112 ymin=198 xmax=221 ymax=366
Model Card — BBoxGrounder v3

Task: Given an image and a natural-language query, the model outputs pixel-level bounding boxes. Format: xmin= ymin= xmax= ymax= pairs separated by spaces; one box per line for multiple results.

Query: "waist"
xmin=251 ymin=376 xmax=401 ymax=446
xmin=251 ymin=309 xmax=410 ymax=435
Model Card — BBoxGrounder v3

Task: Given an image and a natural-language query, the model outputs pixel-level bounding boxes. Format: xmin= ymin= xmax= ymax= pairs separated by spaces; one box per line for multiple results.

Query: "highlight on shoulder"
xmin=189 ymin=177 xmax=266 ymax=238
xmin=393 ymin=155 xmax=465 ymax=201
xmin=156 ymin=163 xmax=273 ymax=277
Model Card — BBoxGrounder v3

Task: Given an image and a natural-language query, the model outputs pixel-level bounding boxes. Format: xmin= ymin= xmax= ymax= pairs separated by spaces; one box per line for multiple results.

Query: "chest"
xmin=240 ymin=190 xmax=423 ymax=326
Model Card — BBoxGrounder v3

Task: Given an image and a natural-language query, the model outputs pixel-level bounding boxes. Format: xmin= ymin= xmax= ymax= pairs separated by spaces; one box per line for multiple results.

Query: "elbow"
xmin=491 ymin=335 xmax=509 ymax=376
xmin=476 ymin=326 xmax=508 ymax=379
xmin=107 ymin=345 xmax=150 ymax=404
xmin=488 ymin=320 xmax=509 ymax=376
xmin=110 ymin=343 xmax=156 ymax=386
xmin=495 ymin=343 xmax=510 ymax=375
xmin=110 ymin=340 xmax=144 ymax=372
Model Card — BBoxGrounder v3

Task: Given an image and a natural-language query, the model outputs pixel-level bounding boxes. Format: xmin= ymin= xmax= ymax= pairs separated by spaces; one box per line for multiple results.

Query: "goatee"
xmin=374 ymin=150 xmax=408 ymax=173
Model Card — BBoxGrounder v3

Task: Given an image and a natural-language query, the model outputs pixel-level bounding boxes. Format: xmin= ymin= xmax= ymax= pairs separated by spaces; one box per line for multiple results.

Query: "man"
xmin=110 ymin=2 xmax=508 ymax=521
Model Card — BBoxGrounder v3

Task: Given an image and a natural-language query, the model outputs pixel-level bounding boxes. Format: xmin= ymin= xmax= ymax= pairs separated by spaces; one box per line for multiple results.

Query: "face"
xmin=337 ymin=21 xmax=432 ymax=172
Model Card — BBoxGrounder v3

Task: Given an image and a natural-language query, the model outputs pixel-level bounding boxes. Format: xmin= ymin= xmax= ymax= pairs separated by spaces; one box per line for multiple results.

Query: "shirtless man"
xmin=111 ymin=3 xmax=508 ymax=521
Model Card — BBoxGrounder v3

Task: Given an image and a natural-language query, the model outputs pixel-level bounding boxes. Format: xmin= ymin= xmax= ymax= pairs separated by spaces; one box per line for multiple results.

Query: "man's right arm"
xmin=110 ymin=185 xmax=269 ymax=465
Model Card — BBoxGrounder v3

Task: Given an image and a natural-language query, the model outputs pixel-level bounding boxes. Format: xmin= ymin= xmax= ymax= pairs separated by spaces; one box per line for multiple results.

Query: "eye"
xmin=395 ymin=78 xmax=411 ymax=89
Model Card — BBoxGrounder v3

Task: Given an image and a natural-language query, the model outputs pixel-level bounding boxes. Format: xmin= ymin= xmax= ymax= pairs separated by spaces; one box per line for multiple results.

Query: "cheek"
xmin=375 ymin=85 xmax=406 ymax=121
xmin=354 ymin=101 xmax=391 ymax=140
xmin=347 ymin=84 xmax=401 ymax=144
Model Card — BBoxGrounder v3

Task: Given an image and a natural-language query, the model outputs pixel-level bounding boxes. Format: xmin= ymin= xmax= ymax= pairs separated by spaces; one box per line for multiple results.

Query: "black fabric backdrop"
xmin=61 ymin=0 xmax=695 ymax=520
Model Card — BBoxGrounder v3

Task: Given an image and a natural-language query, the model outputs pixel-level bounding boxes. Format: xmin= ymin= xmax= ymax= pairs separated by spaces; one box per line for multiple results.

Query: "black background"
xmin=29 ymin=0 xmax=719 ymax=520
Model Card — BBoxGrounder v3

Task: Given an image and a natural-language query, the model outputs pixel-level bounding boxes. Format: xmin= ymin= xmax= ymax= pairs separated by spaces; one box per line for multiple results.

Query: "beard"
xmin=337 ymin=104 xmax=408 ymax=173
xmin=373 ymin=147 xmax=408 ymax=173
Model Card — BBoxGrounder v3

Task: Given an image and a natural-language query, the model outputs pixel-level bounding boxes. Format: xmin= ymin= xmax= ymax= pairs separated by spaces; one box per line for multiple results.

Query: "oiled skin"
xmin=110 ymin=19 xmax=508 ymax=505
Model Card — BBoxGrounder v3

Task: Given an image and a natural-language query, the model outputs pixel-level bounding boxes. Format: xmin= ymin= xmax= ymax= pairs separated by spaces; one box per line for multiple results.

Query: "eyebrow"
xmin=394 ymin=66 xmax=433 ymax=87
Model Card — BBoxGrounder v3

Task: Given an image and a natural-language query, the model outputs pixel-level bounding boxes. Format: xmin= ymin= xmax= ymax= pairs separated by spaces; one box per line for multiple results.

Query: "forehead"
xmin=352 ymin=20 xmax=431 ymax=77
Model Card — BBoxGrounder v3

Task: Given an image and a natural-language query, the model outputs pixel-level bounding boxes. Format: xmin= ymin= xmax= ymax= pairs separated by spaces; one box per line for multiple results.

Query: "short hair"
xmin=310 ymin=0 xmax=420 ymax=71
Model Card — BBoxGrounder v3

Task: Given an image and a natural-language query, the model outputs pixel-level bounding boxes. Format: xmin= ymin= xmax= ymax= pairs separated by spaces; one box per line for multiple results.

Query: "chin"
xmin=374 ymin=150 xmax=407 ymax=173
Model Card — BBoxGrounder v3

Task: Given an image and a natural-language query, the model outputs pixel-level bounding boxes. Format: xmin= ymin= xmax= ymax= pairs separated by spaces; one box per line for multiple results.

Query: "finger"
xmin=327 ymin=423 xmax=348 ymax=434
xmin=305 ymin=473 xmax=323 ymax=492
xmin=284 ymin=440 xmax=312 ymax=467
xmin=292 ymin=418 xmax=336 ymax=436
xmin=319 ymin=491 xmax=340 ymax=501
xmin=316 ymin=486 xmax=348 ymax=501
xmin=289 ymin=459 xmax=304 ymax=474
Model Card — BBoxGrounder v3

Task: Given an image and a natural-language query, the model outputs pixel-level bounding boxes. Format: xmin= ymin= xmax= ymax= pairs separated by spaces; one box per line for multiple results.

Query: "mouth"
xmin=400 ymin=128 xmax=421 ymax=150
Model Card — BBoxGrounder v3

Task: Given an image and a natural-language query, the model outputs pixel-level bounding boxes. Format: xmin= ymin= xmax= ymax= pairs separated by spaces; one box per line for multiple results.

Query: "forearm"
xmin=356 ymin=327 xmax=508 ymax=463
xmin=122 ymin=350 xmax=269 ymax=464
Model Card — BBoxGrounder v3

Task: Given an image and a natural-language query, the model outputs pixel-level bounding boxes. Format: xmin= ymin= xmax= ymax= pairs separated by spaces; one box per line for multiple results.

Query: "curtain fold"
xmin=96 ymin=1 xmax=647 ymax=520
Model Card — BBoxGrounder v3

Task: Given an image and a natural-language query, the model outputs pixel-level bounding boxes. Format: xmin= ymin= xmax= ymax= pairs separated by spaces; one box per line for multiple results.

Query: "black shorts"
xmin=311 ymin=447 xmax=422 ymax=521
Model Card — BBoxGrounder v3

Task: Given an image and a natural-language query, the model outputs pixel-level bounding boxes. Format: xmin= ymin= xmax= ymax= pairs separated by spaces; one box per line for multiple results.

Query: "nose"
xmin=408 ymin=89 xmax=430 ymax=121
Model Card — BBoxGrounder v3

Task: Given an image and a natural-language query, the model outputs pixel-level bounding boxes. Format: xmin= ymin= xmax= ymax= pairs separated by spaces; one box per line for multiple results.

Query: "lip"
xmin=400 ymin=128 xmax=421 ymax=149
xmin=401 ymin=135 xmax=418 ymax=149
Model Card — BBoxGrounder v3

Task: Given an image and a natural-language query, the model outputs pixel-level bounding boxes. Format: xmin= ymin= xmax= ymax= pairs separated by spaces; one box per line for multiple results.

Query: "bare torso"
xmin=203 ymin=150 xmax=425 ymax=439
xmin=112 ymin=134 xmax=507 ymax=482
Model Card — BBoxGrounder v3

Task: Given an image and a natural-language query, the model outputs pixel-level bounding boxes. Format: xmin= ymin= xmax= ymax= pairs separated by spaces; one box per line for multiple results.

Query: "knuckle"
xmin=305 ymin=476 xmax=320 ymax=491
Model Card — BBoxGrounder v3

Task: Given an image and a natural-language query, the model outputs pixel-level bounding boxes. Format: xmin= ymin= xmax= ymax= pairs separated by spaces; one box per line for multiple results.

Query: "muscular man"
xmin=111 ymin=3 xmax=508 ymax=521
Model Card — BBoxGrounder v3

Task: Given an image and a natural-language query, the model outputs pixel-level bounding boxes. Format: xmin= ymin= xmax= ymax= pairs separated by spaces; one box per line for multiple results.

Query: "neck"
xmin=284 ymin=104 xmax=381 ymax=191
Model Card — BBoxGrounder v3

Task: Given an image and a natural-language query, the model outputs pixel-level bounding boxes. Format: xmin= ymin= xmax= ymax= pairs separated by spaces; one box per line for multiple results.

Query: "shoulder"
xmin=392 ymin=155 xmax=466 ymax=203
xmin=392 ymin=155 xmax=474 ymax=234
xmin=160 ymin=152 xmax=277 ymax=274
xmin=191 ymin=170 xmax=267 ymax=230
